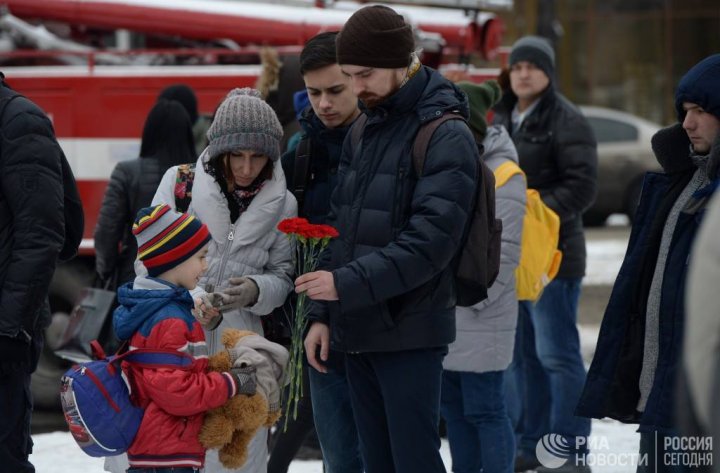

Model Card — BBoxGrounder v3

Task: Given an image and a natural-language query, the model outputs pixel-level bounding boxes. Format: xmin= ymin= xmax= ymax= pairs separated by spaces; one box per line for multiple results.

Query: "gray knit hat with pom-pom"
xmin=206 ymin=87 xmax=283 ymax=161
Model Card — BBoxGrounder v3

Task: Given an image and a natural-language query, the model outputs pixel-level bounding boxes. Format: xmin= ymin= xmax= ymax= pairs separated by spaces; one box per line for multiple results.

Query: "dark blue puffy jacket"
xmin=314 ymin=66 xmax=479 ymax=353
xmin=576 ymin=124 xmax=718 ymax=432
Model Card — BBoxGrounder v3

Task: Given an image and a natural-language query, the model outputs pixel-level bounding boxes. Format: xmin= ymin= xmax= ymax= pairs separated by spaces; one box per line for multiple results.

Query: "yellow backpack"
xmin=494 ymin=161 xmax=563 ymax=301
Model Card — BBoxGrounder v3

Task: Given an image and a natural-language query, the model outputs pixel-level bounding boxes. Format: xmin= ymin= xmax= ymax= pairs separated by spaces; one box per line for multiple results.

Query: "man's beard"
xmin=359 ymin=73 xmax=403 ymax=109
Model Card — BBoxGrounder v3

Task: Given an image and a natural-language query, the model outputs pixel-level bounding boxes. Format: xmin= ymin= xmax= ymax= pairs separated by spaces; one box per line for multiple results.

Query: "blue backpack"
xmin=60 ymin=340 xmax=194 ymax=457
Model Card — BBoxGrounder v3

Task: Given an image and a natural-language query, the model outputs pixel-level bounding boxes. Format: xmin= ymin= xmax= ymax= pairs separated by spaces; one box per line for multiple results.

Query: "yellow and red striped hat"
xmin=132 ymin=204 xmax=211 ymax=277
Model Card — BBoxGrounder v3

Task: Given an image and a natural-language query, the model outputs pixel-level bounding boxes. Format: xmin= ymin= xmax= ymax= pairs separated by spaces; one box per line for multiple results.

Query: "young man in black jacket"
xmin=493 ymin=36 xmax=598 ymax=472
xmin=271 ymin=32 xmax=362 ymax=473
xmin=299 ymin=6 xmax=479 ymax=472
xmin=0 ymin=74 xmax=83 ymax=472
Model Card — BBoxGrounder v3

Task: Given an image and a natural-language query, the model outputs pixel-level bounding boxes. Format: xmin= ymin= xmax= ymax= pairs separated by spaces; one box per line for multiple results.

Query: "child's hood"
xmin=113 ymin=276 xmax=194 ymax=340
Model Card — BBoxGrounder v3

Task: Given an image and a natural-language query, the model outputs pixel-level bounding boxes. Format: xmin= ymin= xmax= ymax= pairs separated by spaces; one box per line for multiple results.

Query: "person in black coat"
xmin=492 ymin=36 xmax=598 ymax=472
xmin=94 ymin=99 xmax=196 ymax=287
xmin=269 ymin=32 xmax=363 ymax=473
xmin=0 ymin=74 xmax=83 ymax=473
xmin=299 ymin=6 xmax=478 ymax=472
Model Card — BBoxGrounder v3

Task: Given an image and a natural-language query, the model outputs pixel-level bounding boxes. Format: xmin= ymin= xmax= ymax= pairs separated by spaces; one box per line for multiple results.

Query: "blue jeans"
xmin=345 ymin=347 xmax=447 ymax=473
xmin=441 ymin=370 xmax=515 ymax=473
xmin=506 ymin=278 xmax=590 ymax=455
xmin=309 ymin=360 xmax=363 ymax=473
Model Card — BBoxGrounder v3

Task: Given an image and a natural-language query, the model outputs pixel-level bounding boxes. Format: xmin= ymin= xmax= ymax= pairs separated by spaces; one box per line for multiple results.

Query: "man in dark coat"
xmin=493 ymin=36 xmax=598 ymax=472
xmin=270 ymin=31 xmax=363 ymax=473
xmin=0 ymin=74 xmax=83 ymax=472
xmin=297 ymin=6 xmax=479 ymax=472
xmin=577 ymin=54 xmax=720 ymax=473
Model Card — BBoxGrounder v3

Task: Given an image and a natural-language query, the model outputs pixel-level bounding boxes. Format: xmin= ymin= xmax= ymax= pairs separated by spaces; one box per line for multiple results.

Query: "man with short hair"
xmin=577 ymin=54 xmax=720 ymax=473
xmin=297 ymin=6 xmax=479 ymax=472
xmin=492 ymin=35 xmax=598 ymax=472
xmin=271 ymin=31 xmax=363 ymax=473
xmin=0 ymin=73 xmax=83 ymax=472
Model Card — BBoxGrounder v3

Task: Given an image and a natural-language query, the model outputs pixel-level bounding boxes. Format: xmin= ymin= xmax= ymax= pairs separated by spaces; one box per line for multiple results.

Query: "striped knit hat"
xmin=206 ymin=88 xmax=283 ymax=162
xmin=132 ymin=204 xmax=211 ymax=277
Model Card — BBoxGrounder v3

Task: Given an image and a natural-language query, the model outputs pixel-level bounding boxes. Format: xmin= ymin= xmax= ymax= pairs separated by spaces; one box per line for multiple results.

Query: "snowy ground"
xmin=31 ymin=228 xmax=637 ymax=472
xmin=32 ymin=418 xmax=641 ymax=473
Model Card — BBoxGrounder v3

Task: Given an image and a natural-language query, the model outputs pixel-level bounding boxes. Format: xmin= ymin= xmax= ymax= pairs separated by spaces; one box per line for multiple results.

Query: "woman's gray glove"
xmin=230 ymin=365 xmax=257 ymax=396
xmin=218 ymin=277 xmax=259 ymax=310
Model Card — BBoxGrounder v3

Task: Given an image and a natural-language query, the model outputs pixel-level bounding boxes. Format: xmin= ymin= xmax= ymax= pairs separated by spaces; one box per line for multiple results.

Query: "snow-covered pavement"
xmin=32 ymin=418 xmax=641 ymax=472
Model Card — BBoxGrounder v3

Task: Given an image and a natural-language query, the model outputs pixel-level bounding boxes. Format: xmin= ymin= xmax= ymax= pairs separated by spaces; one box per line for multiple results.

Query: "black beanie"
xmin=158 ymin=84 xmax=199 ymax=125
xmin=675 ymin=54 xmax=720 ymax=122
xmin=509 ymin=35 xmax=555 ymax=81
xmin=336 ymin=5 xmax=414 ymax=69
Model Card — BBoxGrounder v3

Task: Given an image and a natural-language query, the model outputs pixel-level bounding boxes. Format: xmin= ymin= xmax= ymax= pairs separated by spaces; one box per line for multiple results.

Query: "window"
xmin=586 ymin=116 xmax=638 ymax=143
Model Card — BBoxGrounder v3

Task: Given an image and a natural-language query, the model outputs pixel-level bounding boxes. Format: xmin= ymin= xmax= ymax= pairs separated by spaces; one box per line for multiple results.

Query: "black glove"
xmin=230 ymin=365 xmax=257 ymax=396
xmin=0 ymin=335 xmax=33 ymax=376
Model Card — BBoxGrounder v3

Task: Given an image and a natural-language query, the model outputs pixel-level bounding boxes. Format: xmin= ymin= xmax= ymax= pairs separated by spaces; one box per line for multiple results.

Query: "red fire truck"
xmin=0 ymin=0 xmax=505 ymax=407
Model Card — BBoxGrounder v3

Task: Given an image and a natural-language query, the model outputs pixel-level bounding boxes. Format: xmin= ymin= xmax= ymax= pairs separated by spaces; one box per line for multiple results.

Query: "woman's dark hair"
xmin=139 ymin=99 xmax=196 ymax=170
xmin=218 ymin=154 xmax=273 ymax=192
xmin=300 ymin=31 xmax=340 ymax=75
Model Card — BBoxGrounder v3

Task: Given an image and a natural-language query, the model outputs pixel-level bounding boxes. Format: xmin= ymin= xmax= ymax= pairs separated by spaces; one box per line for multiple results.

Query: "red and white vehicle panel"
xmin=5 ymin=64 xmax=263 ymax=252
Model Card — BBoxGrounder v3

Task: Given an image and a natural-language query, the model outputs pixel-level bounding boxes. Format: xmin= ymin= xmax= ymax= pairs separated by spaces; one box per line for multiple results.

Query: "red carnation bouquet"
xmin=277 ymin=217 xmax=338 ymax=429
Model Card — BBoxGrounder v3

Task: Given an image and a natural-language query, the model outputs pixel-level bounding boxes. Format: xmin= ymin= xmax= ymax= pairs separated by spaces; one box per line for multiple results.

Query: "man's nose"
xmin=320 ymin=94 xmax=332 ymax=110
xmin=352 ymin=80 xmax=365 ymax=97
xmin=683 ymin=113 xmax=695 ymax=131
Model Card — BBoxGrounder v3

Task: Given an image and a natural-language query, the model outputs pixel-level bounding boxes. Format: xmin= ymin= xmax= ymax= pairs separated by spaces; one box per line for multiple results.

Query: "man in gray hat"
xmin=493 ymin=35 xmax=598 ymax=472
xmin=297 ymin=5 xmax=479 ymax=472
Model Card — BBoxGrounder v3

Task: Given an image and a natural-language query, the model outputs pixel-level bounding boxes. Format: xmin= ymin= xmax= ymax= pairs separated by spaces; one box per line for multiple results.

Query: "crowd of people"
xmin=0 ymin=4 xmax=719 ymax=473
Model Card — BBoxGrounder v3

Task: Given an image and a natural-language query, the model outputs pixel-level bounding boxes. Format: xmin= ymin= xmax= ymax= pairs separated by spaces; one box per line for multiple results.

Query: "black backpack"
xmin=0 ymin=90 xmax=84 ymax=263
xmin=351 ymin=112 xmax=501 ymax=307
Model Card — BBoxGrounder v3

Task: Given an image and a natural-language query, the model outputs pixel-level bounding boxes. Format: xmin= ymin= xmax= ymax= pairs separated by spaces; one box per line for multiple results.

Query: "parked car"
xmin=580 ymin=105 xmax=662 ymax=226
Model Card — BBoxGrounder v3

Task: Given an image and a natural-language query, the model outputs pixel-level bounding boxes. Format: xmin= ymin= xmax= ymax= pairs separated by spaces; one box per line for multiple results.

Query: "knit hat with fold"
xmin=336 ymin=5 xmax=415 ymax=68
xmin=675 ymin=54 xmax=720 ymax=122
xmin=133 ymin=204 xmax=211 ymax=277
xmin=457 ymin=80 xmax=502 ymax=142
xmin=509 ymin=35 xmax=555 ymax=81
xmin=206 ymin=88 xmax=283 ymax=162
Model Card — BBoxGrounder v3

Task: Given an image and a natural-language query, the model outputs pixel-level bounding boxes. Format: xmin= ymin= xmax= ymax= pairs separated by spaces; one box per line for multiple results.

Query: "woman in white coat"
xmin=154 ymin=88 xmax=296 ymax=473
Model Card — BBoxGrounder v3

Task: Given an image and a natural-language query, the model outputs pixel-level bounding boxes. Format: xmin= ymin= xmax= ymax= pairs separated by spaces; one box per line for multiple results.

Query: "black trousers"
xmin=0 ymin=334 xmax=43 ymax=473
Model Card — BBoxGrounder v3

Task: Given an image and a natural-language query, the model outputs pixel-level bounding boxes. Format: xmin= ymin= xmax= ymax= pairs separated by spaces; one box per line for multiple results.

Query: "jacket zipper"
xmin=391 ymin=167 xmax=406 ymax=237
xmin=208 ymin=223 xmax=236 ymax=355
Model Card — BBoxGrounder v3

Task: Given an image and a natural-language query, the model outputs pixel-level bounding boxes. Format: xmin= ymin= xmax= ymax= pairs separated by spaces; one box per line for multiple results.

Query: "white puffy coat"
xmin=152 ymin=150 xmax=296 ymax=473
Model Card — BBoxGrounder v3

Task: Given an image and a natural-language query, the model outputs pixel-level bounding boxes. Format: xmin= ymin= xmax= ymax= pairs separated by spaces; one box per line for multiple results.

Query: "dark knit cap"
xmin=158 ymin=84 xmax=199 ymax=125
xmin=336 ymin=5 xmax=415 ymax=68
xmin=206 ymin=88 xmax=283 ymax=162
xmin=133 ymin=204 xmax=211 ymax=277
xmin=509 ymin=35 xmax=555 ymax=80
xmin=675 ymin=54 xmax=720 ymax=122
xmin=457 ymin=80 xmax=502 ymax=142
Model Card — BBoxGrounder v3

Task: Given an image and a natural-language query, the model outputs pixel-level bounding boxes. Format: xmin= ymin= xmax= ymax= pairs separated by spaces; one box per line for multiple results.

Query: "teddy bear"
xmin=199 ymin=328 xmax=288 ymax=469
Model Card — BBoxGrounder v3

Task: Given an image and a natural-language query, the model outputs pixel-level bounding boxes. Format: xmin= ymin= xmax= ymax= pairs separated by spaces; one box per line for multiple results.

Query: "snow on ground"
xmin=32 ymin=419 xmax=640 ymax=473
xmin=584 ymin=239 xmax=629 ymax=286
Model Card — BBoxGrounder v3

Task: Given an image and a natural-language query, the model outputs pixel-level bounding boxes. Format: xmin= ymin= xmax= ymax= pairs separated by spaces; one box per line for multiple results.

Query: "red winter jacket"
xmin=113 ymin=278 xmax=238 ymax=469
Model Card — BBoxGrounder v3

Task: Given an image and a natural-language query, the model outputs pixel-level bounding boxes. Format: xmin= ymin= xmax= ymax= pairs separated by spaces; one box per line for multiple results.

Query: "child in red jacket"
xmin=112 ymin=204 xmax=255 ymax=472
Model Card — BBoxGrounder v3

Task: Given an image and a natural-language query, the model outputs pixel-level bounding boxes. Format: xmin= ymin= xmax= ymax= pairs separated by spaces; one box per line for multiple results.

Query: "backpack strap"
xmin=174 ymin=162 xmax=196 ymax=213
xmin=113 ymin=347 xmax=195 ymax=370
xmin=411 ymin=113 xmax=465 ymax=176
xmin=292 ymin=135 xmax=312 ymax=212
xmin=494 ymin=161 xmax=526 ymax=189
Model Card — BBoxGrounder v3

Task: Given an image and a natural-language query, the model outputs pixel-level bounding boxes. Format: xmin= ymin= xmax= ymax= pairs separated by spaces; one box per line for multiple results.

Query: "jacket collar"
xmin=191 ymin=150 xmax=288 ymax=246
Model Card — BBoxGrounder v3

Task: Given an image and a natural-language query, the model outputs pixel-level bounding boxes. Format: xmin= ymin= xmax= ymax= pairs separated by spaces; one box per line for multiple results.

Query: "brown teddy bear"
xmin=199 ymin=328 xmax=287 ymax=469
